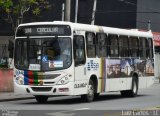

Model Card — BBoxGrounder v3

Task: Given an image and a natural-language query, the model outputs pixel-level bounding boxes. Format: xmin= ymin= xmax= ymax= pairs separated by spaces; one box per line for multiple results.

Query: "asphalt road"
xmin=0 ymin=83 xmax=160 ymax=116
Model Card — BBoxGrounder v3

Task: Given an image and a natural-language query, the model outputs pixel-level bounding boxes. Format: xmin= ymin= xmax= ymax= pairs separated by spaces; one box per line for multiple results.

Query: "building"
xmin=0 ymin=0 xmax=160 ymax=68
xmin=137 ymin=0 xmax=160 ymax=32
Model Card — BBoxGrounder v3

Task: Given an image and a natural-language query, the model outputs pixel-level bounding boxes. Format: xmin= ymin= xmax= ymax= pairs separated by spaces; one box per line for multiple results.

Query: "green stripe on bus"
xmin=33 ymin=71 xmax=38 ymax=85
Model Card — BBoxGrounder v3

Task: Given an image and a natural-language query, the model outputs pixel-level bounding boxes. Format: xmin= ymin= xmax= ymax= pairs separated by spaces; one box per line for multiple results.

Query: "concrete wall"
xmin=154 ymin=54 xmax=160 ymax=79
xmin=0 ymin=69 xmax=13 ymax=92
xmin=0 ymin=36 xmax=14 ymax=92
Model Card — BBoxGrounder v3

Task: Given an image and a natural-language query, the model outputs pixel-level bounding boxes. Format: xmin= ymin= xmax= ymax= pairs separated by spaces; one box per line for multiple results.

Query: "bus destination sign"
xmin=16 ymin=25 xmax=71 ymax=36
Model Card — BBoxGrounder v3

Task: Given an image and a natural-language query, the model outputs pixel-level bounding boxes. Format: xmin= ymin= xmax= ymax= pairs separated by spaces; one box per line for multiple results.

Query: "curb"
xmin=0 ymin=97 xmax=34 ymax=102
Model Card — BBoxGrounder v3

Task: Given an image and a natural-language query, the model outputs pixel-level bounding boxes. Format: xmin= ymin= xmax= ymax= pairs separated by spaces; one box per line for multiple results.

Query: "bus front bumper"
xmin=14 ymin=82 xmax=74 ymax=96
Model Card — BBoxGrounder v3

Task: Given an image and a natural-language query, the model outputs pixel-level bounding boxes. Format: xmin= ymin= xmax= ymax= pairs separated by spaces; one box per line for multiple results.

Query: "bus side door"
xmin=73 ymin=35 xmax=86 ymax=81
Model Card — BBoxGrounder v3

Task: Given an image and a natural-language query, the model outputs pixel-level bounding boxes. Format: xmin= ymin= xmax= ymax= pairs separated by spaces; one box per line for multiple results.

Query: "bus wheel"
xmin=81 ymin=79 xmax=95 ymax=102
xmin=94 ymin=93 xmax=100 ymax=99
xmin=130 ymin=77 xmax=138 ymax=97
xmin=35 ymin=95 xmax=48 ymax=103
xmin=121 ymin=77 xmax=138 ymax=97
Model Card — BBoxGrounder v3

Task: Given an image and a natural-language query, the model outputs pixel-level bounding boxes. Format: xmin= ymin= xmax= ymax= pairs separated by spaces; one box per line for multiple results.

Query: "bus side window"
xmin=96 ymin=33 xmax=108 ymax=57
xmin=139 ymin=37 xmax=147 ymax=58
xmin=73 ymin=35 xmax=86 ymax=66
xmin=148 ymin=38 xmax=153 ymax=58
xmin=129 ymin=37 xmax=139 ymax=57
xmin=108 ymin=34 xmax=119 ymax=57
xmin=86 ymin=32 xmax=96 ymax=58
xmin=145 ymin=38 xmax=150 ymax=58
xmin=119 ymin=36 xmax=129 ymax=57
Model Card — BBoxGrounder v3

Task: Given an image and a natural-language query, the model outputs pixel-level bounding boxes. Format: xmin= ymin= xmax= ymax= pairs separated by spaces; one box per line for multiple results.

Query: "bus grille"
xmin=31 ymin=87 xmax=52 ymax=92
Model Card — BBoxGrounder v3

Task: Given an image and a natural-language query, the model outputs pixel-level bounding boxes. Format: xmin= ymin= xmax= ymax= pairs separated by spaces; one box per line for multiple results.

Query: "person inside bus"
xmin=43 ymin=40 xmax=60 ymax=61
xmin=61 ymin=41 xmax=71 ymax=67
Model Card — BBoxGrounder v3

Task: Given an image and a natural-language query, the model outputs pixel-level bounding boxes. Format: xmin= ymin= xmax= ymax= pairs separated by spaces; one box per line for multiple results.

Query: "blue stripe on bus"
xmin=24 ymin=70 xmax=29 ymax=85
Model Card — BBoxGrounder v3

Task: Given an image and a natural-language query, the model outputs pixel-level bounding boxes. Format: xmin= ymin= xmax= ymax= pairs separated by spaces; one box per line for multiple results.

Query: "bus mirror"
xmin=8 ymin=40 xmax=14 ymax=58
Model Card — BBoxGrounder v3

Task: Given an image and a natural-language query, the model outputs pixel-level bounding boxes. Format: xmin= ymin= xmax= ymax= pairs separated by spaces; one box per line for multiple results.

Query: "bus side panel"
xmin=73 ymin=80 xmax=88 ymax=95
xmin=146 ymin=58 xmax=155 ymax=87
xmin=73 ymin=58 xmax=101 ymax=95
xmin=97 ymin=58 xmax=109 ymax=93
xmin=136 ymin=58 xmax=154 ymax=89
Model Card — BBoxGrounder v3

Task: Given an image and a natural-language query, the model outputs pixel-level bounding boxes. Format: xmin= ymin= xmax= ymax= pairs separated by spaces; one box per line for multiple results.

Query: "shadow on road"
xmin=22 ymin=93 xmax=150 ymax=105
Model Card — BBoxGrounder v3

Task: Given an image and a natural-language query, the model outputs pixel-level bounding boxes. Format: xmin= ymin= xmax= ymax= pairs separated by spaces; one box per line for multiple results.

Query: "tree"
xmin=0 ymin=0 xmax=53 ymax=32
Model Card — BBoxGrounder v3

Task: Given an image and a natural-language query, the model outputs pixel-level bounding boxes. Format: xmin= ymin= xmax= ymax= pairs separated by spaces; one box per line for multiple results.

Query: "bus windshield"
xmin=14 ymin=37 xmax=72 ymax=71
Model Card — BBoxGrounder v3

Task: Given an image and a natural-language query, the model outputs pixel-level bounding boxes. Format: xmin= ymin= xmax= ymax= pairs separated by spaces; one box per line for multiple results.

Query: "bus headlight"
xmin=19 ymin=79 xmax=24 ymax=85
xmin=57 ymin=76 xmax=69 ymax=85
xmin=15 ymin=74 xmax=24 ymax=85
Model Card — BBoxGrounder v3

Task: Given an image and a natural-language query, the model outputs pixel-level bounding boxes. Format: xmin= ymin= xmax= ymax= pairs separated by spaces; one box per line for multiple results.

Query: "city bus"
xmin=13 ymin=21 xmax=155 ymax=103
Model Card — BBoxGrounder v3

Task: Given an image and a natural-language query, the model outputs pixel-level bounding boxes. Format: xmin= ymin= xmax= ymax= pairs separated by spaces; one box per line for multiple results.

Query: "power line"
xmin=96 ymin=10 xmax=160 ymax=14
xmin=137 ymin=20 xmax=160 ymax=25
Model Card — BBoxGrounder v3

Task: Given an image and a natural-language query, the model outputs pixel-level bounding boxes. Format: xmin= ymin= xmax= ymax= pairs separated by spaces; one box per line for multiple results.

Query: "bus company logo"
xmin=39 ymin=81 xmax=43 ymax=86
xmin=87 ymin=60 xmax=99 ymax=71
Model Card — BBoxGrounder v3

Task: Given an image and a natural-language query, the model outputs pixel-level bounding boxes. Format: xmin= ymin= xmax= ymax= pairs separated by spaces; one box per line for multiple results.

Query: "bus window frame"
xmin=139 ymin=37 xmax=148 ymax=58
xmin=108 ymin=34 xmax=119 ymax=57
xmin=148 ymin=38 xmax=154 ymax=58
xmin=96 ymin=33 xmax=108 ymax=58
xmin=129 ymin=36 xmax=139 ymax=58
xmin=119 ymin=35 xmax=129 ymax=57
xmin=86 ymin=32 xmax=96 ymax=58
xmin=73 ymin=35 xmax=86 ymax=66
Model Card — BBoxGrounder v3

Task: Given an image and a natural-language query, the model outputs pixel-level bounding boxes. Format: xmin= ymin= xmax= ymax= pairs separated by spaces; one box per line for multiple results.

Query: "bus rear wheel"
xmin=121 ymin=77 xmax=138 ymax=97
xmin=130 ymin=77 xmax=138 ymax=97
xmin=35 ymin=95 xmax=48 ymax=103
xmin=81 ymin=79 xmax=95 ymax=102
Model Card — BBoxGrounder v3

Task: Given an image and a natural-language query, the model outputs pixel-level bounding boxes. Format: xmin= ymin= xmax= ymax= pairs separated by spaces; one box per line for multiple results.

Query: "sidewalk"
xmin=0 ymin=92 xmax=34 ymax=102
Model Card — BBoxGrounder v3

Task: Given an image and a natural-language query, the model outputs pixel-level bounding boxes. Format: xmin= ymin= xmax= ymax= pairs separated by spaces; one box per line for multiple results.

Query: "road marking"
xmin=46 ymin=112 xmax=75 ymax=116
xmin=46 ymin=108 xmax=90 ymax=116
xmin=74 ymin=108 xmax=90 ymax=110
xmin=142 ymin=105 xmax=160 ymax=110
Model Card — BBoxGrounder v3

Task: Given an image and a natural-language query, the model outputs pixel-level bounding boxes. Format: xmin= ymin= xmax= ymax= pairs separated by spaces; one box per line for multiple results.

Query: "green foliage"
xmin=0 ymin=0 xmax=13 ymax=13
xmin=0 ymin=0 xmax=51 ymax=15
xmin=0 ymin=0 xmax=53 ymax=32
xmin=33 ymin=7 xmax=40 ymax=16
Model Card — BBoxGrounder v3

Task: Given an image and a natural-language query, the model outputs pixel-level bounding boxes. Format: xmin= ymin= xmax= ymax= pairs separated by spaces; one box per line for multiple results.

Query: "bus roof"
xmin=18 ymin=21 xmax=153 ymax=38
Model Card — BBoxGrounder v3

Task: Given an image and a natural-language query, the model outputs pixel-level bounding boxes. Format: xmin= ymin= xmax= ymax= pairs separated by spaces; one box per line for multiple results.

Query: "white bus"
xmin=13 ymin=21 xmax=155 ymax=103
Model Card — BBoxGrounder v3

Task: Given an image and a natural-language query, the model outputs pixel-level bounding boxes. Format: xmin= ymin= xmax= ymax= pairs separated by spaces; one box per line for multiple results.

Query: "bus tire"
xmin=120 ymin=90 xmax=129 ymax=97
xmin=94 ymin=93 xmax=100 ymax=99
xmin=81 ymin=79 xmax=95 ymax=102
xmin=129 ymin=77 xmax=138 ymax=97
xmin=35 ymin=95 xmax=48 ymax=103
xmin=121 ymin=77 xmax=138 ymax=97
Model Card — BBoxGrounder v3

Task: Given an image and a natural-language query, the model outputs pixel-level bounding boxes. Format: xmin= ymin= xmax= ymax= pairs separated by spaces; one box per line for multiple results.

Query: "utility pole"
xmin=148 ymin=20 xmax=151 ymax=30
xmin=91 ymin=0 xmax=97 ymax=25
xmin=75 ymin=0 xmax=79 ymax=23
xmin=65 ymin=0 xmax=71 ymax=21
xmin=62 ymin=3 xmax=65 ymax=21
